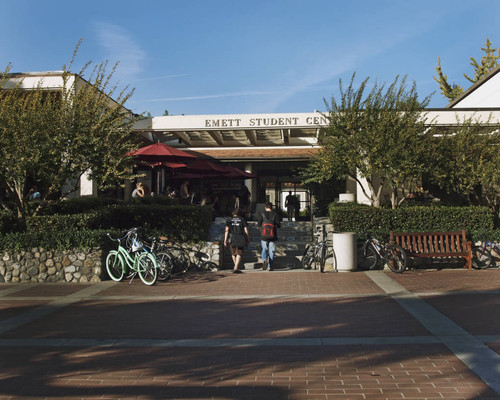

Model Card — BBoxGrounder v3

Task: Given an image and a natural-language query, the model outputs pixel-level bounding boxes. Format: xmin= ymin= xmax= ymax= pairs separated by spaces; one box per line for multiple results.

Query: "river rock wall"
xmin=0 ymin=242 xmax=221 ymax=283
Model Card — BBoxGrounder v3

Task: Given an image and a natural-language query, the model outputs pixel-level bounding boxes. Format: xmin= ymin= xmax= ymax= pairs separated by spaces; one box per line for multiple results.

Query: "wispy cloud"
xmin=263 ymin=52 xmax=363 ymax=112
xmin=93 ymin=22 xmax=146 ymax=79
xmin=129 ymin=74 xmax=188 ymax=83
xmin=144 ymin=90 xmax=279 ymax=102
xmin=265 ymin=9 xmax=447 ymax=112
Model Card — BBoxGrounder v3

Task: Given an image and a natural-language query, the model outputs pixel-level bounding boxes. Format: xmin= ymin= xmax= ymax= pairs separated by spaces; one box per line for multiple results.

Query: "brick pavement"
xmin=0 ymin=269 xmax=499 ymax=400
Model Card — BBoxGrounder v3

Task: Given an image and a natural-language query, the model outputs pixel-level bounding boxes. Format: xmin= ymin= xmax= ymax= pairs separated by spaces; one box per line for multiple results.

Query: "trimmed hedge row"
xmin=0 ymin=197 xmax=214 ymax=250
xmin=0 ymin=210 xmax=25 ymax=234
xmin=36 ymin=196 xmax=180 ymax=215
xmin=0 ymin=229 xmax=121 ymax=252
xmin=328 ymin=203 xmax=495 ymax=241
xmin=27 ymin=204 xmax=213 ymax=240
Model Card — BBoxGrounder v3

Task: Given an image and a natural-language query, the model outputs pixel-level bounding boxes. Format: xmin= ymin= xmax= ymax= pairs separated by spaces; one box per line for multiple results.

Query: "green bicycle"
xmin=106 ymin=228 xmax=158 ymax=285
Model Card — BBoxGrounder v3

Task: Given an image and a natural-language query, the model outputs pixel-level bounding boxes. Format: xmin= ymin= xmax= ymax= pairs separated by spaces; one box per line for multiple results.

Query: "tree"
xmin=434 ymin=38 xmax=500 ymax=102
xmin=303 ymin=73 xmax=433 ymax=208
xmin=431 ymin=115 xmax=500 ymax=210
xmin=0 ymin=43 xmax=143 ymax=220
xmin=0 ymin=65 xmax=62 ymax=219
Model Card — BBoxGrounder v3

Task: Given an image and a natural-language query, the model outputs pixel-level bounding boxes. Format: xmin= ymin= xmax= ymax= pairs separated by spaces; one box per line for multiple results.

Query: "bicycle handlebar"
xmin=106 ymin=227 xmax=139 ymax=244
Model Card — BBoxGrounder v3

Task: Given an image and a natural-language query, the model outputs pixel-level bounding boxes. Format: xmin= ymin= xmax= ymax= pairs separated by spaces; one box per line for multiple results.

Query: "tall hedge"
xmin=0 ymin=229 xmax=120 ymax=251
xmin=329 ymin=203 xmax=494 ymax=241
xmin=0 ymin=210 xmax=25 ymax=234
xmin=1 ymin=197 xmax=214 ymax=250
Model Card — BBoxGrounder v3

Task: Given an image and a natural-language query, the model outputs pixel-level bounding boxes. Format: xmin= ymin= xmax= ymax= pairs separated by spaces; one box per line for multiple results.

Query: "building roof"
xmin=186 ymin=146 xmax=320 ymax=162
xmin=447 ymin=63 xmax=500 ymax=109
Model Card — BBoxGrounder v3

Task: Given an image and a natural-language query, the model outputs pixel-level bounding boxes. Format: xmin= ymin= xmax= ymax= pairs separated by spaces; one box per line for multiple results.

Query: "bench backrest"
xmin=390 ymin=229 xmax=469 ymax=255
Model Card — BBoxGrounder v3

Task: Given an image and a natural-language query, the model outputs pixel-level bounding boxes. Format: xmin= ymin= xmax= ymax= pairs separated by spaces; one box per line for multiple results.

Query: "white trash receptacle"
xmin=332 ymin=232 xmax=357 ymax=272
xmin=339 ymin=193 xmax=355 ymax=203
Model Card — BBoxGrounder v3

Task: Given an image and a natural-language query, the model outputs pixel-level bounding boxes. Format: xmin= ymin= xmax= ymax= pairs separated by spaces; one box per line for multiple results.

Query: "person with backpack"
xmin=224 ymin=208 xmax=250 ymax=273
xmin=258 ymin=201 xmax=281 ymax=271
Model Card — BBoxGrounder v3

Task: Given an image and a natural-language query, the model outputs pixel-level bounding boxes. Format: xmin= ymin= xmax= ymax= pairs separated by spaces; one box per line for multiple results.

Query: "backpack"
xmin=260 ymin=213 xmax=276 ymax=240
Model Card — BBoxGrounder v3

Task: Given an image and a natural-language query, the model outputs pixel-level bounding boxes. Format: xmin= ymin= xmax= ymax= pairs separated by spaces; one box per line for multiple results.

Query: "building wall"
xmin=451 ymin=72 xmax=500 ymax=108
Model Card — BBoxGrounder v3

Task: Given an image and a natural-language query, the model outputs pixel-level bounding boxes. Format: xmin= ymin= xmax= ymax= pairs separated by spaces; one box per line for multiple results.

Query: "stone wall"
xmin=183 ymin=241 xmax=222 ymax=268
xmin=0 ymin=241 xmax=222 ymax=283
xmin=0 ymin=248 xmax=104 ymax=283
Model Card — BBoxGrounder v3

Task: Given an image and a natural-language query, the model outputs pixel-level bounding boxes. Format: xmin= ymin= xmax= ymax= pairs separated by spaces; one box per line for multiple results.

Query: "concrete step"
xmin=222 ymin=244 xmax=308 ymax=270
xmin=226 ymin=255 xmax=304 ymax=270
xmin=247 ymin=222 xmax=312 ymax=234
xmin=247 ymin=235 xmax=312 ymax=244
xmin=209 ymin=218 xmax=313 ymax=243
xmin=217 ymin=218 xmax=316 ymax=270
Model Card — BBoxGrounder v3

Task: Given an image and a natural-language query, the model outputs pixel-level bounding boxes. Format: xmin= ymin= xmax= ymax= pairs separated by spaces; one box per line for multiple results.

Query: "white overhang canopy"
xmin=132 ymin=109 xmax=500 ymax=150
xmin=133 ymin=112 xmax=327 ymax=148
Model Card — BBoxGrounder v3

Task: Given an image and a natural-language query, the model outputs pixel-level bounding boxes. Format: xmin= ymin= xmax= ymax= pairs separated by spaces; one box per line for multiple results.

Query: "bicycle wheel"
xmin=319 ymin=243 xmax=327 ymax=273
xmin=357 ymin=243 xmax=379 ymax=270
xmin=168 ymin=247 xmax=190 ymax=273
xmin=472 ymin=246 xmax=492 ymax=269
xmin=137 ymin=253 xmax=158 ymax=285
xmin=198 ymin=261 xmax=219 ymax=271
xmin=301 ymin=244 xmax=314 ymax=270
xmin=156 ymin=251 xmax=174 ymax=280
xmin=386 ymin=244 xmax=407 ymax=273
xmin=106 ymin=251 xmax=124 ymax=282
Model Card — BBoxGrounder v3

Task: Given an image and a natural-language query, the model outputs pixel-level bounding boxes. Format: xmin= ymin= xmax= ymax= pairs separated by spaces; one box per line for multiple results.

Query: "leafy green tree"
xmin=0 ymin=65 xmax=62 ymax=219
xmin=303 ymin=73 xmax=433 ymax=208
xmin=434 ymin=38 xmax=500 ymax=102
xmin=0 ymin=44 xmax=142 ymax=221
xmin=431 ymin=115 xmax=500 ymax=210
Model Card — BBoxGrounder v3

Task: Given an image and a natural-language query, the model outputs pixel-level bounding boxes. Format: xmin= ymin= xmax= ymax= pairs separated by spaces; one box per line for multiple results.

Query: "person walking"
xmin=236 ymin=184 xmax=251 ymax=216
xmin=224 ymin=208 xmax=250 ymax=273
xmin=285 ymin=191 xmax=298 ymax=221
xmin=258 ymin=201 xmax=280 ymax=271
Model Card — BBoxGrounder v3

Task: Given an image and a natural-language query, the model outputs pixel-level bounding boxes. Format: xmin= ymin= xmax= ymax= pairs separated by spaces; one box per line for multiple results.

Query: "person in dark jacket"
xmin=224 ymin=208 xmax=250 ymax=273
xmin=257 ymin=202 xmax=280 ymax=271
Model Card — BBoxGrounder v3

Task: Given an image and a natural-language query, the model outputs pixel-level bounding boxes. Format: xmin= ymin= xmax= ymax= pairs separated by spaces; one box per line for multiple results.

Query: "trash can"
xmin=339 ymin=193 xmax=355 ymax=203
xmin=332 ymin=232 xmax=357 ymax=272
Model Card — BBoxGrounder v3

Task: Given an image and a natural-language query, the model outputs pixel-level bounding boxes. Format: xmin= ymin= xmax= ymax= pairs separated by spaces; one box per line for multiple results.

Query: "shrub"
xmin=392 ymin=205 xmax=493 ymax=233
xmin=1 ymin=203 xmax=213 ymax=251
xmin=27 ymin=212 xmax=101 ymax=231
xmin=98 ymin=204 xmax=213 ymax=240
xmin=0 ymin=209 xmax=25 ymax=234
xmin=0 ymin=229 xmax=120 ymax=251
xmin=329 ymin=203 xmax=392 ymax=240
xmin=329 ymin=203 xmax=495 ymax=241
xmin=37 ymin=197 xmax=119 ymax=215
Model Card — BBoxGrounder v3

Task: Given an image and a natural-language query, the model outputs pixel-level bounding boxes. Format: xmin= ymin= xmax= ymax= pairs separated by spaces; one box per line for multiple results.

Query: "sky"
xmin=2 ymin=0 xmax=500 ymax=117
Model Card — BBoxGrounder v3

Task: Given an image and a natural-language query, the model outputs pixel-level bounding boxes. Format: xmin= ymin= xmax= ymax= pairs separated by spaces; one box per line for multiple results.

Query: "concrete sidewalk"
xmin=0 ymin=269 xmax=499 ymax=399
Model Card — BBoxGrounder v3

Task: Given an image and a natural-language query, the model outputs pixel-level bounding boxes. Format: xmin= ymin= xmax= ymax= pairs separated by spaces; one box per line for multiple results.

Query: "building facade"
xmin=6 ymin=67 xmax=500 ymax=214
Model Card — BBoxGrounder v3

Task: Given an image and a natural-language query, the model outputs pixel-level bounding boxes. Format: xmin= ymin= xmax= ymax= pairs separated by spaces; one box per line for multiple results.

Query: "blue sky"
xmin=2 ymin=0 xmax=500 ymax=116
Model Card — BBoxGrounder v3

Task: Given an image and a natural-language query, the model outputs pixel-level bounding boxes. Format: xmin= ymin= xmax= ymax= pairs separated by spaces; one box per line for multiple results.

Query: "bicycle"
xmin=106 ymin=228 xmax=158 ymax=285
xmin=302 ymin=225 xmax=332 ymax=273
xmin=146 ymin=236 xmax=176 ymax=281
xmin=147 ymin=236 xmax=191 ymax=275
xmin=471 ymin=239 xmax=500 ymax=269
xmin=192 ymin=250 xmax=219 ymax=271
xmin=357 ymin=237 xmax=408 ymax=273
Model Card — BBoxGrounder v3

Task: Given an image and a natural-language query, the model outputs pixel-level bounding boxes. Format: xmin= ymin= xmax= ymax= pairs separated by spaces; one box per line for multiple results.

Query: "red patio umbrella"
xmin=131 ymin=142 xmax=196 ymax=162
xmin=131 ymin=143 xmax=195 ymax=195
xmin=168 ymin=172 xmax=205 ymax=180
xmin=182 ymin=159 xmax=230 ymax=175
xmin=224 ymin=165 xmax=257 ymax=179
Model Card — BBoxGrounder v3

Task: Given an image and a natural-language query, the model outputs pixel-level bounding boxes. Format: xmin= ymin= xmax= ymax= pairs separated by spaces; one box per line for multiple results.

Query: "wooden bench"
xmin=389 ymin=229 xmax=472 ymax=270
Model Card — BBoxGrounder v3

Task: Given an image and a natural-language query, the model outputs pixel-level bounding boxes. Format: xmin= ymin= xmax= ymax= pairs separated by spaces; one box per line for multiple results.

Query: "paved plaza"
xmin=0 ymin=268 xmax=499 ymax=399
